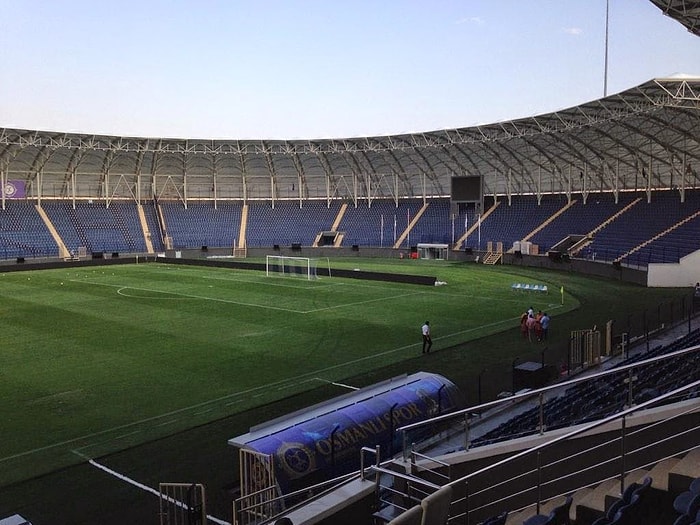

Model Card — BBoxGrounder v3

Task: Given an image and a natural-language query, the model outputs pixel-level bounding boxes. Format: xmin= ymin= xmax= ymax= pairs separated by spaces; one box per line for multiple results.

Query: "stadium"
xmin=0 ymin=2 xmax=699 ymax=525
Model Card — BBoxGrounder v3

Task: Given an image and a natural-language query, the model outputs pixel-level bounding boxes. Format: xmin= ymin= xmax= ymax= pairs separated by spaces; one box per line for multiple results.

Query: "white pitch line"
xmin=73 ymin=278 xmax=426 ymax=315
xmin=82 ymin=457 xmax=231 ymax=525
xmin=313 ymin=378 xmax=359 ymax=391
xmin=71 ymin=279 xmax=309 ymax=313
xmin=156 ymin=419 xmax=180 ymax=427
xmin=302 ymin=290 xmax=426 ymax=313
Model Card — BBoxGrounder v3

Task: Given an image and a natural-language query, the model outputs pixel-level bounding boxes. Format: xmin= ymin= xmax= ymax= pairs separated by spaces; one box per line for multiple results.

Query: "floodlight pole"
xmin=604 ymin=0 xmax=609 ymax=97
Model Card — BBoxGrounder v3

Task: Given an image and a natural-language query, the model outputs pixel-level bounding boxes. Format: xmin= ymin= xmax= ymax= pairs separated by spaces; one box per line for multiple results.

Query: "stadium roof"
xmin=648 ymin=0 xmax=700 ymax=36
xmin=1 ymin=76 xmax=699 ymax=203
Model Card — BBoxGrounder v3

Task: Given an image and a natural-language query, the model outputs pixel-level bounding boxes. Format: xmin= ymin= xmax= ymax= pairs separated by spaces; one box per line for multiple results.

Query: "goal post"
xmin=266 ymin=255 xmax=320 ymax=280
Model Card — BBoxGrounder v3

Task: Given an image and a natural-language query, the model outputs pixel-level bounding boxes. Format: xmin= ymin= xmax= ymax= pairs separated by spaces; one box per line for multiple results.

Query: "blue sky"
xmin=0 ymin=1 xmax=698 ymax=139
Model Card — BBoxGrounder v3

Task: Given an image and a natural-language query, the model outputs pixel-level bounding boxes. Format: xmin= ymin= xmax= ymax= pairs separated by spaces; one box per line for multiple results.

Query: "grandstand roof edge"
xmin=1 ymin=76 xmax=699 ymax=146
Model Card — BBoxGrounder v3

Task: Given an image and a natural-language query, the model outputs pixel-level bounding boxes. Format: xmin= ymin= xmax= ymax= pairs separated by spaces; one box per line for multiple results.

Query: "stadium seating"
xmin=471 ymin=329 xmax=700 ymax=447
xmin=0 ymin=201 xmax=57 ymax=259
xmin=1 ymin=189 xmax=700 ymax=260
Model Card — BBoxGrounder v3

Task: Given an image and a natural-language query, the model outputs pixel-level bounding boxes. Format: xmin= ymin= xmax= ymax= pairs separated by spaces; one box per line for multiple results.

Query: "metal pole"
xmin=402 ymin=429 xmax=409 ymax=461
xmin=620 ymin=415 xmax=627 ymax=496
xmin=536 ymin=450 xmax=543 ymax=515
xmin=464 ymin=414 xmax=470 ymax=450
xmin=627 ymin=369 xmax=635 ymax=408
xmin=464 ymin=480 xmax=470 ymax=525
xmin=604 ymin=0 xmax=610 ymax=97
xmin=644 ymin=310 xmax=649 ymax=352
xmin=389 ymin=403 xmax=398 ymax=457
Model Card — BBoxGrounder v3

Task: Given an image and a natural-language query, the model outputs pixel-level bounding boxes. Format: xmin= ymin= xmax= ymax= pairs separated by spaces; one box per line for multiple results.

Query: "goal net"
xmin=266 ymin=255 xmax=319 ymax=280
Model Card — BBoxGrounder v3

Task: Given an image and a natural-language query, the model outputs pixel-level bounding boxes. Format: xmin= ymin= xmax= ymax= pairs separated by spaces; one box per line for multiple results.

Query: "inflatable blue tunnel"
xmin=230 ymin=372 xmax=465 ymax=495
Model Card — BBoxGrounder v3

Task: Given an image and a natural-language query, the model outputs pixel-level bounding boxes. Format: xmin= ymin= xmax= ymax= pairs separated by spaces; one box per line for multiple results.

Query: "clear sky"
xmin=1 ymin=1 xmax=698 ymax=140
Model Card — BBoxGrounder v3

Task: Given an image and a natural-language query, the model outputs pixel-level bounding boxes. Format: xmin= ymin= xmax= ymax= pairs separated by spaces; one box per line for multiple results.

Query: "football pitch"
xmin=0 ymin=258 xmax=683 ymax=489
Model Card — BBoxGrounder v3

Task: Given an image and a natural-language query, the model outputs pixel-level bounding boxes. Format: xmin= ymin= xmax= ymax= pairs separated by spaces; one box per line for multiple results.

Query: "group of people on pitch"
xmin=520 ymin=307 xmax=550 ymax=342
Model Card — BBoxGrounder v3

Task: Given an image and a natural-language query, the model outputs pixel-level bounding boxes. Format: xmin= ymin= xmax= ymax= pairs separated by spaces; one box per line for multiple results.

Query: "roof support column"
xmin=506 ymin=169 xmax=512 ymax=206
xmin=104 ymin=169 xmax=110 ymax=207
xmin=183 ymin=163 xmax=188 ymax=208
xmin=646 ymin=143 xmax=653 ymax=203
xmin=213 ymin=168 xmax=218 ymax=210
xmin=394 ymin=173 xmax=399 ymax=207
xmin=365 ymin=173 xmax=372 ymax=208
xmin=352 ymin=173 xmax=358 ymax=208
xmin=298 ymin=172 xmax=303 ymax=208
xmin=0 ymin=165 xmax=5 ymax=210
xmin=71 ymin=168 xmax=76 ymax=209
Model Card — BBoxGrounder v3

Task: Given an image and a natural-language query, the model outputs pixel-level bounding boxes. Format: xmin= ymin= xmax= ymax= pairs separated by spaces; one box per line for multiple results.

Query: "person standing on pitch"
xmin=422 ymin=321 xmax=432 ymax=354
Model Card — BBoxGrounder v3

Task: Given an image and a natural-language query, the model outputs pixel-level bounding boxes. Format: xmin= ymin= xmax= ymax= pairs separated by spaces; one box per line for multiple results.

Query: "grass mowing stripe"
xmin=0 ymin=312 xmax=514 ymax=466
xmin=0 ymin=260 xmax=602 ymax=486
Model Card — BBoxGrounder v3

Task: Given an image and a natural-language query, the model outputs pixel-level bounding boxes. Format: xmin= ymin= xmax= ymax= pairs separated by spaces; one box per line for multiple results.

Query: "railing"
xmin=397 ymin=343 xmax=700 ymax=458
xmin=384 ymin=346 xmax=699 ymax=524
xmin=232 ymin=470 xmax=362 ymax=525
xmin=409 ymin=446 xmax=451 ymax=486
xmin=445 ymin=379 xmax=700 ymax=524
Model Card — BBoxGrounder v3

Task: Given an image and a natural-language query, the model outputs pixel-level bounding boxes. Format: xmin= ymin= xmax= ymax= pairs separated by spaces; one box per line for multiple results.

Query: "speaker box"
xmin=273 ymin=244 xmax=280 ymax=251
xmin=291 ymin=243 xmax=302 ymax=252
xmin=201 ymin=245 xmax=208 ymax=252
xmin=112 ymin=252 xmax=119 ymax=258
xmin=92 ymin=252 xmax=104 ymax=259
xmin=16 ymin=257 xmax=25 ymax=263
xmin=352 ymin=244 xmax=359 ymax=252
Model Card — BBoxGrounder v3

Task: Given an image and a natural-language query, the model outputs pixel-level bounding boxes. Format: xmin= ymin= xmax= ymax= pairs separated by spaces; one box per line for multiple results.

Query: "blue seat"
xmin=675 ymin=493 xmax=700 ymax=520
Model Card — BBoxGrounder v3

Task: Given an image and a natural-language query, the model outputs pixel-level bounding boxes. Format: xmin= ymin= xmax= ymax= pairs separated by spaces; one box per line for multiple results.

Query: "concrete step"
xmin=602 ymin=470 xmax=650 ymax=510
xmin=647 ymin=457 xmax=681 ymax=492
xmin=574 ymin=479 xmax=619 ymax=524
xmin=668 ymin=448 xmax=700 ymax=496
xmin=504 ymin=494 xmax=569 ymax=525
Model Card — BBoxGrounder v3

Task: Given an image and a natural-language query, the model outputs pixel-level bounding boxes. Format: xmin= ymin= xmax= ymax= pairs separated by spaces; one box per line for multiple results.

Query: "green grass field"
xmin=0 ymin=258 xmax=688 ymax=490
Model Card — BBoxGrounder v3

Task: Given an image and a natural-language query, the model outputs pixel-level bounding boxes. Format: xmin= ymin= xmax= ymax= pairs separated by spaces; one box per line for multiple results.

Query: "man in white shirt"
xmin=422 ymin=321 xmax=432 ymax=354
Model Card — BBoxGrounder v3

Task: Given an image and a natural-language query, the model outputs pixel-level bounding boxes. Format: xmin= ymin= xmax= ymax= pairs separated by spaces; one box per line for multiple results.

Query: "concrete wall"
xmin=648 ymin=250 xmax=700 ymax=288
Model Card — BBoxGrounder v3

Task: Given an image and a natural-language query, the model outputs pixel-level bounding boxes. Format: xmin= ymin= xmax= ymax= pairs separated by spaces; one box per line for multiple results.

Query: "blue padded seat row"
xmin=674 ymin=478 xmax=700 ymax=522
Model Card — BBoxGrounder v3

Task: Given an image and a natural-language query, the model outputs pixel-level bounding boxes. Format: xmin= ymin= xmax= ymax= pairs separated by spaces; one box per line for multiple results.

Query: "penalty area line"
xmin=78 ymin=455 xmax=231 ymax=525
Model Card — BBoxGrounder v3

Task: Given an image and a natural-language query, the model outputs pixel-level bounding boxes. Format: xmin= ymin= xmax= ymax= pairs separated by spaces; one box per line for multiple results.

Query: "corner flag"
xmin=560 ymin=286 xmax=564 ymax=304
